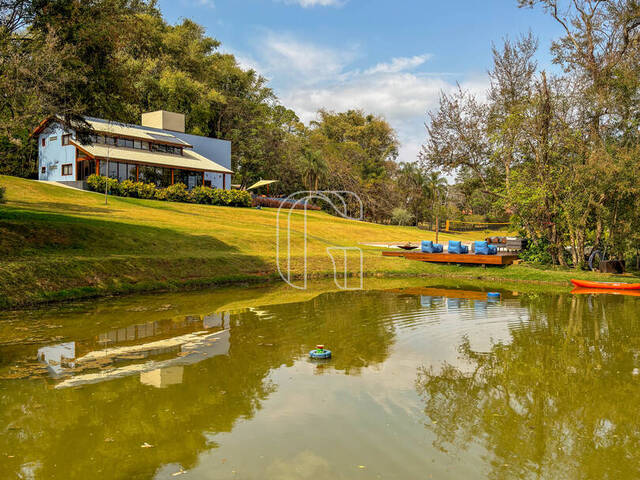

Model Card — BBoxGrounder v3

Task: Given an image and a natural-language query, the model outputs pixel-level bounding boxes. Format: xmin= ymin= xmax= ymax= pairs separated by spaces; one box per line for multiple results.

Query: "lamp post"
xmin=104 ymin=121 xmax=112 ymax=205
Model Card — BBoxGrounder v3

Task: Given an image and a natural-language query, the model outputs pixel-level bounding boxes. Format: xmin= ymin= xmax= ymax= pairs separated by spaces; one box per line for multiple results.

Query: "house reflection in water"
xmin=96 ymin=312 xmax=229 ymax=348
xmin=140 ymin=366 xmax=184 ymax=388
xmin=35 ymin=310 xmax=232 ymax=388
xmin=37 ymin=342 xmax=76 ymax=375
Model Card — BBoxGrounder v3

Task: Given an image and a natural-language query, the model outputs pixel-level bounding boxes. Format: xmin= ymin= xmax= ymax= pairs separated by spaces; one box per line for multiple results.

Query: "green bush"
xmin=165 ymin=183 xmax=191 ymax=202
xmin=154 ymin=188 xmax=168 ymax=201
xmin=215 ymin=189 xmax=251 ymax=207
xmin=191 ymin=186 xmax=213 ymax=204
xmin=86 ymin=174 xmax=119 ymax=195
xmin=86 ymin=174 xmax=105 ymax=192
xmin=119 ymin=180 xmax=138 ymax=198
xmin=0 ymin=185 xmax=5 ymax=204
xmin=136 ymin=182 xmax=156 ymax=199
xmin=391 ymin=207 xmax=414 ymax=226
xmin=519 ymin=238 xmax=553 ymax=265
xmin=85 ymin=174 xmax=250 ymax=207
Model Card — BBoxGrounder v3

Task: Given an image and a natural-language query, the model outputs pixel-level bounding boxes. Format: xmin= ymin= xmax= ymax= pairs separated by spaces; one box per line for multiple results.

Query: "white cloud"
xmin=279 ymin=0 xmax=345 ymax=7
xmin=280 ymin=71 xmax=488 ymax=163
xmin=260 ymin=32 xmax=355 ymax=81
xmin=281 ymin=73 xmax=450 ymax=123
xmin=189 ymin=0 xmax=215 ymax=7
xmin=236 ymin=32 xmax=489 ymax=164
xmin=364 ymin=54 xmax=432 ymax=75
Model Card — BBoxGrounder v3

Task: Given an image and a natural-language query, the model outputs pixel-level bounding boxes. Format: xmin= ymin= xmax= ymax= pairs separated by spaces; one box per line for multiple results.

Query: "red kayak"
xmin=571 ymin=288 xmax=640 ymax=297
xmin=570 ymin=279 xmax=640 ymax=290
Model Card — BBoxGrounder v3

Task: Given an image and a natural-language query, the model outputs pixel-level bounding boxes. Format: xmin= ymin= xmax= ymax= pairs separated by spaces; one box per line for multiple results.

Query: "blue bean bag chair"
xmin=488 ymin=245 xmax=498 ymax=255
xmin=448 ymin=240 xmax=468 ymax=254
xmin=474 ymin=241 xmax=489 ymax=255
xmin=421 ymin=240 xmax=443 ymax=253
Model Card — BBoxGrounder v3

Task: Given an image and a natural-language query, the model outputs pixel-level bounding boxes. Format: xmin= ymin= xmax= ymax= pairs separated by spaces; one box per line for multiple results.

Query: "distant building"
xmin=33 ymin=110 xmax=232 ymax=190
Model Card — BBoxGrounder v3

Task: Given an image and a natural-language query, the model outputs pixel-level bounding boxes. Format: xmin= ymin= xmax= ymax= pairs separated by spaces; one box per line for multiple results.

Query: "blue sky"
xmin=157 ymin=0 xmax=563 ymax=163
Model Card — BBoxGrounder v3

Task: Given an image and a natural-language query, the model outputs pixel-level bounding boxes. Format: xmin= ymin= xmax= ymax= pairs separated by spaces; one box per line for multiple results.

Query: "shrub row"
xmin=86 ymin=175 xmax=251 ymax=207
xmin=251 ymin=196 xmax=321 ymax=210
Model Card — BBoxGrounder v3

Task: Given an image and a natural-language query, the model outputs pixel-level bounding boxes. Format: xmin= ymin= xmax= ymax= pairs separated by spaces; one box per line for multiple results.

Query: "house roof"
xmin=85 ymin=118 xmax=192 ymax=148
xmin=72 ymin=140 xmax=232 ymax=174
xmin=32 ymin=116 xmax=192 ymax=148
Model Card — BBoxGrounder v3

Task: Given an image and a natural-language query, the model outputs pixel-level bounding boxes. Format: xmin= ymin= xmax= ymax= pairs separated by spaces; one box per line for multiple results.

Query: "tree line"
xmin=0 ymin=0 xmax=449 ymax=224
xmin=422 ymin=0 xmax=640 ymax=267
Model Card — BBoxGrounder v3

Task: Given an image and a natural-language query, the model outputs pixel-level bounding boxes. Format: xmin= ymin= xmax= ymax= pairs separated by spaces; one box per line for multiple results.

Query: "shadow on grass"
xmin=0 ymin=207 xmax=248 ymax=258
xmin=7 ymin=200 xmax=122 ymax=215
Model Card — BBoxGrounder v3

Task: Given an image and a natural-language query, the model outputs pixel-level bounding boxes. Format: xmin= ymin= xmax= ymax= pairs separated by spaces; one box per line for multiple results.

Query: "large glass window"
xmin=108 ymin=160 xmax=118 ymax=179
xmin=118 ymin=162 xmax=128 ymax=182
xmin=189 ymin=172 xmax=203 ymax=189
xmin=174 ymin=169 xmax=189 ymax=186
xmin=77 ymin=159 xmax=96 ymax=181
xmin=127 ymin=164 xmax=137 ymax=181
xmin=99 ymin=160 xmax=132 ymax=182
xmin=139 ymin=166 xmax=172 ymax=187
xmin=174 ymin=169 xmax=203 ymax=189
xmin=151 ymin=143 xmax=168 ymax=153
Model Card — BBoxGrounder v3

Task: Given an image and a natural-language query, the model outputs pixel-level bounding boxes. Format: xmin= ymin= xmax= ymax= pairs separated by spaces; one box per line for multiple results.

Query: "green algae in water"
xmin=1 ymin=281 xmax=639 ymax=479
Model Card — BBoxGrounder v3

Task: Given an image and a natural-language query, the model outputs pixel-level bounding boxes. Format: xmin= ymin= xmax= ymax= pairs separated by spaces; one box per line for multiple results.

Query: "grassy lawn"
xmin=0 ymin=175 xmax=636 ymax=307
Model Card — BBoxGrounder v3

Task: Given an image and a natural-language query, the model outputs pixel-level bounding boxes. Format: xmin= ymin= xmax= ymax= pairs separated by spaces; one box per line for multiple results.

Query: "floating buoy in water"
xmin=487 ymin=292 xmax=501 ymax=299
xmin=309 ymin=344 xmax=332 ymax=359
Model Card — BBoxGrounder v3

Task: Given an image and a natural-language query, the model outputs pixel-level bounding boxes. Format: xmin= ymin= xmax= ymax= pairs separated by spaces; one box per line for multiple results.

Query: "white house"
xmin=33 ymin=110 xmax=232 ymax=190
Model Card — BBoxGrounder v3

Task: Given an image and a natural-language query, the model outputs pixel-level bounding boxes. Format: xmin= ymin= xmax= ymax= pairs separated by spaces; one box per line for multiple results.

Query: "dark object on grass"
xmin=398 ymin=243 xmax=418 ymax=250
xmin=599 ymin=260 xmax=625 ymax=274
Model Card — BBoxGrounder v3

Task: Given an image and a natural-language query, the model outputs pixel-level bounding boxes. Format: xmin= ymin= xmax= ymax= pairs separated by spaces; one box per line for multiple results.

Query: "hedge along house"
xmin=33 ymin=110 xmax=233 ymax=190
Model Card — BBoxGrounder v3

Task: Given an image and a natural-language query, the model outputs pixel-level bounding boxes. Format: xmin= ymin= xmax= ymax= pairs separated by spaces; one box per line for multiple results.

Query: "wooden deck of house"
xmin=381 ymin=250 xmax=519 ymax=266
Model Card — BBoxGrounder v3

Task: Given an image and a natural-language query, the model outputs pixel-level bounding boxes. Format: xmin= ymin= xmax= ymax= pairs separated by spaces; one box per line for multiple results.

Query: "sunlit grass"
xmin=0 ymin=175 xmax=630 ymax=307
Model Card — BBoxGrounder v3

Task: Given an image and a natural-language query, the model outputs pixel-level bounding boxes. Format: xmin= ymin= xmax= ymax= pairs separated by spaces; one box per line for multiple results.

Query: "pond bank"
xmin=1 ymin=175 xmax=637 ymax=309
xmin=1 ymin=261 xmax=636 ymax=310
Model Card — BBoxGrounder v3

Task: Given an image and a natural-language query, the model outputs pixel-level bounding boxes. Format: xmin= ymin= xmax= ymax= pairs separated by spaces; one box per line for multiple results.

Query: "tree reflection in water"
xmin=416 ymin=293 xmax=640 ymax=479
xmin=0 ymin=290 xmax=402 ymax=479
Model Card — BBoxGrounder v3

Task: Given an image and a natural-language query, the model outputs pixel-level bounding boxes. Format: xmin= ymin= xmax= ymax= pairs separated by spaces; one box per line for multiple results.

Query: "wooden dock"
xmin=381 ymin=250 xmax=519 ymax=266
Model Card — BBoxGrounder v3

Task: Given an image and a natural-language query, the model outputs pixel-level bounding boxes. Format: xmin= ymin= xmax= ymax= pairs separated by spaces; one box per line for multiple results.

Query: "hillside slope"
xmin=0 ymin=176 xmax=473 ymax=305
xmin=0 ymin=176 xmax=624 ymax=307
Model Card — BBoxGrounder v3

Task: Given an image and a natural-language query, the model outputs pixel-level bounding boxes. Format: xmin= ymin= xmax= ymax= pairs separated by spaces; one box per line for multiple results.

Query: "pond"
xmin=1 ymin=280 xmax=640 ymax=479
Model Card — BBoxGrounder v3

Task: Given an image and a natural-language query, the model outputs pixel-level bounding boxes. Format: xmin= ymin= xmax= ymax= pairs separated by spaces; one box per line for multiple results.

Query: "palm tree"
xmin=398 ymin=163 xmax=427 ymax=225
xmin=301 ymin=148 xmax=328 ymax=191
xmin=425 ymin=171 xmax=448 ymax=239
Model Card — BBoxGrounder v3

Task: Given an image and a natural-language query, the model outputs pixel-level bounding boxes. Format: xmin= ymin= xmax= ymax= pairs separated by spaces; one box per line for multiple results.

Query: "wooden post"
xmin=222 ymin=173 xmax=226 ymax=190
xmin=202 ymin=171 xmax=205 ymax=186
xmin=171 ymin=169 xmax=174 ymax=185
xmin=96 ymin=159 xmax=100 ymax=176
xmin=136 ymin=165 xmax=139 ymax=182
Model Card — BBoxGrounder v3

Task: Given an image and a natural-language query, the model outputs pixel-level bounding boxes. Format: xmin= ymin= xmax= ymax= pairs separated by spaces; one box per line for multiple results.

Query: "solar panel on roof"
xmin=148 ymin=133 xmax=189 ymax=145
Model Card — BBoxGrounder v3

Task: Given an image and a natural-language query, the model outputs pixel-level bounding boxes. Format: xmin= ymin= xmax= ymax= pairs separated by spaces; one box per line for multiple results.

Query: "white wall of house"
xmin=38 ymin=123 xmax=76 ymax=182
xmin=37 ymin=120 xmax=232 ymax=189
xmin=205 ymin=172 xmax=231 ymax=190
